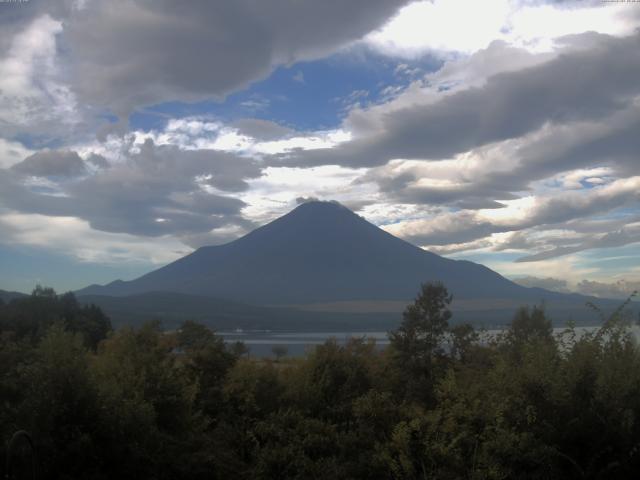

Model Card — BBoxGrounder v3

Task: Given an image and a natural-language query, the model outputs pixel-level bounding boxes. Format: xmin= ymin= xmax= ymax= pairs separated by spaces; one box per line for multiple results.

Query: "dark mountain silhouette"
xmin=0 ymin=289 xmax=28 ymax=303
xmin=78 ymin=291 xmax=395 ymax=331
xmin=77 ymin=201 xmax=628 ymax=324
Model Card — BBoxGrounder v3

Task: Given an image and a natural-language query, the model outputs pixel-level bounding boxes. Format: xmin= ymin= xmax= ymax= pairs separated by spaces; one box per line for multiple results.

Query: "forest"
xmin=1 ymin=283 xmax=640 ymax=479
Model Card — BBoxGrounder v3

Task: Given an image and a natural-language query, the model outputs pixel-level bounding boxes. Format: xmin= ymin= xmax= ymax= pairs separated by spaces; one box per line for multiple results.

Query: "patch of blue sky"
xmin=13 ymin=132 xmax=67 ymax=150
xmin=578 ymin=244 xmax=640 ymax=274
xmin=609 ymin=205 xmax=640 ymax=219
xmin=129 ymin=48 xmax=443 ymax=134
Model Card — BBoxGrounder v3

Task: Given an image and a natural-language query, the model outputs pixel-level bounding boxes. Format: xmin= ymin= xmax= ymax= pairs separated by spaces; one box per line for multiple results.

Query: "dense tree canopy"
xmin=1 ymin=284 xmax=639 ymax=479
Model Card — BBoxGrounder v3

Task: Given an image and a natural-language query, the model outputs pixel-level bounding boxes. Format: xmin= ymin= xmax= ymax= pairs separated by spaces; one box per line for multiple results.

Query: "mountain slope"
xmin=76 ymin=201 xmax=615 ymax=319
xmin=0 ymin=289 xmax=28 ymax=303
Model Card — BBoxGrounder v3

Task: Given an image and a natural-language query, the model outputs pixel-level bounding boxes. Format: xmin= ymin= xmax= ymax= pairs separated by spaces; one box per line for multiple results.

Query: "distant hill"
xmin=78 ymin=291 xmax=623 ymax=331
xmin=77 ymin=201 xmax=633 ymax=326
xmin=78 ymin=291 xmax=397 ymax=331
xmin=0 ymin=289 xmax=28 ymax=303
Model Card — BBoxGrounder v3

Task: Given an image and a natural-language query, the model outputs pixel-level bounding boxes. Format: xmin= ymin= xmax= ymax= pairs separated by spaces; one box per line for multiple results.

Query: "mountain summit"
xmin=78 ymin=201 xmax=554 ymax=307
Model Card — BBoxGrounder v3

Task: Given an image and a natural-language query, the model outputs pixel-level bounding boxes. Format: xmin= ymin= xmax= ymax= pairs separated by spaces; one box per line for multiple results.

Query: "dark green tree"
xmin=449 ymin=322 xmax=477 ymax=363
xmin=0 ymin=287 xmax=111 ymax=349
xmin=389 ymin=282 xmax=452 ymax=401
xmin=177 ymin=320 xmax=239 ymax=418
xmin=507 ymin=305 xmax=553 ymax=348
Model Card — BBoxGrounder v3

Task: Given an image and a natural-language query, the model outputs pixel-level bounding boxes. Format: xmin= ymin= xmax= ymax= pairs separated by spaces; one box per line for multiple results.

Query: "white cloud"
xmin=366 ymin=0 xmax=511 ymax=56
xmin=0 ymin=1 xmax=638 ymax=292
xmin=365 ymin=0 xmax=635 ymax=57
xmin=0 ymin=138 xmax=33 ymax=169
xmin=507 ymin=3 xmax=635 ymax=52
xmin=0 ymin=212 xmax=190 ymax=265
xmin=0 ymin=15 xmax=78 ymax=137
xmin=239 ymin=165 xmax=372 ymax=223
xmin=252 ymin=130 xmax=351 ymax=155
xmin=559 ymin=167 xmax=615 ymax=189
xmin=124 ymin=116 xmax=352 ymax=156
xmin=0 ymin=141 xmax=259 ymax=238
xmin=375 ymin=176 xmax=640 ymax=255
xmin=479 ymin=253 xmax=600 ymax=287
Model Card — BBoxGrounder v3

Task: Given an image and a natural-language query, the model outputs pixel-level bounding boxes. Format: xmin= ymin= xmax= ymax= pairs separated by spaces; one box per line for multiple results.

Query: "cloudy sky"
xmin=1 ymin=0 xmax=639 ymax=298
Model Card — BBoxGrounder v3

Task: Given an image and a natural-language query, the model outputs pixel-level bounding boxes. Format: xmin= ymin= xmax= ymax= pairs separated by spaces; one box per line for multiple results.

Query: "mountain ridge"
xmin=0 ymin=289 xmax=28 ymax=303
xmin=76 ymin=201 xmax=628 ymax=324
xmin=77 ymin=201 xmax=524 ymax=302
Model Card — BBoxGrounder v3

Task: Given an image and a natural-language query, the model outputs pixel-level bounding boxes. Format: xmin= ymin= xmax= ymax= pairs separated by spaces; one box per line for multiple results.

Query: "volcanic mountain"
xmin=77 ymin=201 xmax=618 ymax=325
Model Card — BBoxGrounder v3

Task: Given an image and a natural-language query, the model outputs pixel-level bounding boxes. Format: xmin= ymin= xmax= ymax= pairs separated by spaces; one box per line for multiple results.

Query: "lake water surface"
xmin=220 ymin=325 xmax=640 ymax=358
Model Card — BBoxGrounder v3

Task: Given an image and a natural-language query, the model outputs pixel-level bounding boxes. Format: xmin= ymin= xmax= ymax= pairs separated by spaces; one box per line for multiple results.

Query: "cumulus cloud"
xmin=60 ymin=0 xmax=410 ymax=116
xmin=283 ymin=31 xmax=640 ymax=169
xmin=130 ymin=116 xmax=351 ymax=157
xmin=12 ymin=150 xmax=87 ymax=177
xmin=524 ymin=177 xmax=640 ymax=228
xmin=0 ymin=140 xmax=261 ymax=238
xmin=0 ymin=0 xmax=410 ymax=142
xmin=0 ymin=14 xmax=78 ymax=138
xmin=1 ymin=0 xmax=639 ymax=289
xmin=380 ymin=177 xmax=640 ymax=254
xmin=0 ymin=211 xmax=190 ymax=265
xmin=354 ymin=99 xmax=640 ymax=215
xmin=516 ymin=223 xmax=640 ymax=262
xmin=365 ymin=0 xmax=635 ymax=57
xmin=383 ymin=211 xmax=497 ymax=246
xmin=426 ymin=40 xmax=555 ymax=89
xmin=0 ymin=0 xmax=76 ymax=50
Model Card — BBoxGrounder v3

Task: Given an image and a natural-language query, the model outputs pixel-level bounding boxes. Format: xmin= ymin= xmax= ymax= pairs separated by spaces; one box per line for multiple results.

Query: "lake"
xmin=220 ymin=330 xmax=391 ymax=357
xmin=219 ymin=325 xmax=639 ymax=358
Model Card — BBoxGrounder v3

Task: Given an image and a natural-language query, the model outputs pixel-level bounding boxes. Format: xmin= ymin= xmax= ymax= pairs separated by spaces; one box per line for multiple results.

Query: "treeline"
xmin=1 ymin=284 xmax=640 ymax=479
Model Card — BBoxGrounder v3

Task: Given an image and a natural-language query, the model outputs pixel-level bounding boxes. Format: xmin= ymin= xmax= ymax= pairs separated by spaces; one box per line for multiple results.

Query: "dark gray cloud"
xmin=516 ymin=226 xmax=640 ymax=262
xmin=524 ymin=181 xmax=640 ymax=228
xmin=2 ymin=0 xmax=638 ymax=271
xmin=511 ymin=107 xmax=640 ymax=186
xmin=272 ymin=31 xmax=640 ymax=259
xmin=387 ymin=211 xmax=498 ymax=247
xmin=12 ymin=150 xmax=86 ymax=177
xmin=0 ymin=141 xmax=261 ymax=238
xmin=493 ymin=231 xmax=538 ymax=252
xmin=0 ymin=0 xmax=73 ymax=49
xmin=359 ymin=166 xmax=518 ymax=210
xmin=232 ymin=118 xmax=294 ymax=141
xmin=85 ymin=153 xmax=109 ymax=169
xmin=384 ymin=175 xmax=640 ymax=250
xmin=283 ymin=32 xmax=640 ymax=169
xmin=355 ymin=104 xmax=640 ymax=212
xmin=59 ymin=0 xmax=410 ymax=116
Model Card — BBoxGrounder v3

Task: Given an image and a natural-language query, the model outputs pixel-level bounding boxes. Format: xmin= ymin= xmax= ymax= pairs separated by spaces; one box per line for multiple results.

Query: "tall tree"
xmin=389 ymin=282 xmax=452 ymax=402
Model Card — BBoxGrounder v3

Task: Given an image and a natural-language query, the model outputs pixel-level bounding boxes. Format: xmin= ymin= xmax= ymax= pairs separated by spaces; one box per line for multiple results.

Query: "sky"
xmin=0 ymin=0 xmax=639 ymax=298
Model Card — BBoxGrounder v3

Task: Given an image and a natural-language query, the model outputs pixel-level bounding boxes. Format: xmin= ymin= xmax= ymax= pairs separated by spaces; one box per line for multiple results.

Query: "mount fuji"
xmin=77 ymin=201 xmax=622 ymax=327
